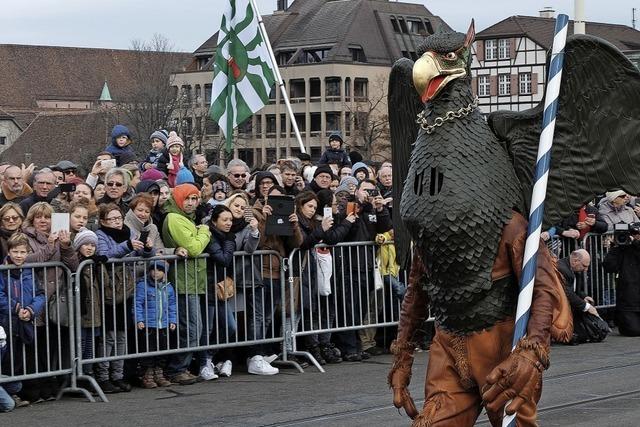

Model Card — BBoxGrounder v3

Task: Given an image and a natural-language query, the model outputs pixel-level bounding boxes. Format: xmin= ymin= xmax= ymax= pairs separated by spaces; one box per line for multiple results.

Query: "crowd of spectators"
xmin=0 ymin=126 xmax=403 ymax=410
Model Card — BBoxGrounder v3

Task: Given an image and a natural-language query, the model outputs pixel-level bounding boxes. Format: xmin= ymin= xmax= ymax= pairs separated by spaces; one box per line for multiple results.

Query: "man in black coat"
xmin=604 ymin=237 xmax=640 ymax=336
xmin=334 ymin=179 xmax=392 ymax=360
xmin=557 ymin=250 xmax=601 ymax=343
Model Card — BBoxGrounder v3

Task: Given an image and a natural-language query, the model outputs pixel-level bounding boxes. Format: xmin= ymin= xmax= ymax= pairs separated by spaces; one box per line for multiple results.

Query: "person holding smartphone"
xmin=557 ymin=203 xmax=608 ymax=240
xmin=333 ymin=179 xmax=392 ymax=361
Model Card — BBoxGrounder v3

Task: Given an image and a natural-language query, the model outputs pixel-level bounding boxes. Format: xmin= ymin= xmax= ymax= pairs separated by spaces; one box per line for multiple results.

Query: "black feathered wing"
xmin=388 ymin=58 xmax=424 ymax=267
xmin=489 ymin=34 xmax=640 ymax=228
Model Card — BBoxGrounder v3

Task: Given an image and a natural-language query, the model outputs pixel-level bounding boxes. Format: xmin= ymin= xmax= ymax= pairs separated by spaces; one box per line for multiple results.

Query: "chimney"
xmin=574 ymin=0 xmax=586 ymax=34
xmin=539 ymin=7 xmax=555 ymax=19
xmin=277 ymin=0 xmax=288 ymax=11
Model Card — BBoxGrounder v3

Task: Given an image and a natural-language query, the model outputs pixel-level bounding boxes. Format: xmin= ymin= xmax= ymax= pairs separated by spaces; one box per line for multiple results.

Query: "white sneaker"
xmin=247 ymin=355 xmax=279 ymax=375
xmin=216 ymin=360 xmax=232 ymax=377
xmin=263 ymin=354 xmax=278 ymax=364
xmin=199 ymin=361 xmax=218 ymax=381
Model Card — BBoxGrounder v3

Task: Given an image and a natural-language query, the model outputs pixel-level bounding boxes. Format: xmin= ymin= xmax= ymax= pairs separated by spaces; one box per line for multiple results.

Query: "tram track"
xmin=265 ymin=358 xmax=640 ymax=427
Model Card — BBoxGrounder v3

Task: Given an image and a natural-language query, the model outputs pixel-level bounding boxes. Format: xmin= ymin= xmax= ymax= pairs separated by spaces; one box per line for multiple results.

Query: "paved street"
xmin=3 ymin=330 xmax=640 ymax=426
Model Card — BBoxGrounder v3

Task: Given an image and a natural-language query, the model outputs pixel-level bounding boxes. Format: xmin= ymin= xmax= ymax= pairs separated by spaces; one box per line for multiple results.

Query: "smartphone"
xmin=323 ymin=207 xmax=333 ymax=219
xmin=59 ymin=183 xmax=76 ymax=193
xmin=244 ymin=206 xmax=255 ymax=222
xmin=101 ymin=159 xmax=116 ymax=169
xmin=347 ymin=202 xmax=357 ymax=216
xmin=365 ymin=189 xmax=380 ymax=197
xmin=139 ymin=230 xmax=150 ymax=244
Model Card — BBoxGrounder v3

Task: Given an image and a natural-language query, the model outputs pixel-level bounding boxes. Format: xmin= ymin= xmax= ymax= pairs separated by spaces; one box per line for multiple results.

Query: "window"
xmin=268 ymin=85 xmax=277 ymax=104
xmin=310 ymin=78 xmax=321 ymax=98
xmin=238 ymin=116 xmax=252 ymax=134
xmin=289 ymin=79 xmax=305 ymax=100
xmin=326 ymin=112 xmax=340 ymax=135
xmin=277 ymin=51 xmax=294 ymax=66
xmin=292 ymin=113 xmax=305 ymax=135
xmin=354 ymin=78 xmax=368 ymax=100
xmin=255 ymin=115 xmax=262 ymax=137
xmin=294 ymin=48 xmax=330 ymax=64
xmin=408 ymin=20 xmax=427 ymax=36
xmin=204 ymin=84 xmax=212 ymax=104
xmin=238 ymin=149 xmax=254 ymax=168
xmin=498 ymin=74 xmax=511 ymax=96
xmin=205 ymin=118 xmax=219 ymax=135
xmin=519 ymin=73 xmax=532 ymax=94
xmin=0 ymin=137 xmax=6 ymax=145
xmin=345 ymin=78 xmax=351 ymax=100
xmin=398 ymin=18 xmax=409 ymax=34
xmin=478 ymin=75 xmax=490 ymax=97
xmin=350 ymin=48 xmax=366 ymax=62
xmin=280 ymin=113 xmax=287 ymax=137
xmin=325 ymin=77 xmax=341 ymax=99
xmin=485 ymin=39 xmax=497 ymax=60
xmin=266 ymin=148 xmax=277 ymax=163
xmin=310 ymin=113 xmax=321 ymax=135
xmin=266 ymin=114 xmax=276 ymax=136
xmin=498 ymin=39 xmax=510 ymax=59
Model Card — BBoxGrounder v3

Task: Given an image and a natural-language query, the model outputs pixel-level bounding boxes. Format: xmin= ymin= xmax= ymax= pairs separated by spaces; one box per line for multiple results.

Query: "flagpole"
xmin=250 ymin=0 xmax=306 ymax=154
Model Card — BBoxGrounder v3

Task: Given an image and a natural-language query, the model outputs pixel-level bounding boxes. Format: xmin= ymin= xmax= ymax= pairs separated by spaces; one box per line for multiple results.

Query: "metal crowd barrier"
xmin=0 ymin=234 xmax=623 ymax=404
xmin=0 ymin=262 xmax=90 ymax=400
xmin=73 ymin=250 xmax=297 ymax=400
xmin=285 ymin=241 xmax=410 ymax=371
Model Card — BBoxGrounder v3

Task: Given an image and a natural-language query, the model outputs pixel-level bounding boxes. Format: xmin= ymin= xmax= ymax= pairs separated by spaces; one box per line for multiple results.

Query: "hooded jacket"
xmin=0 ymin=265 xmax=45 ymax=329
xmin=161 ymin=185 xmax=211 ymax=294
xmin=318 ymin=147 xmax=351 ymax=167
xmin=105 ymin=125 xmax=136 ymax=167
xmin=134 ymin=277 xmax=177 ymax=329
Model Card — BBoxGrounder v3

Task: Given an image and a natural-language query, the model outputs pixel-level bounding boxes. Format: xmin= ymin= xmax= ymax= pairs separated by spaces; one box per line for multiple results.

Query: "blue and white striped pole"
xmin=502 ymin=13 xmax=569 ymax=427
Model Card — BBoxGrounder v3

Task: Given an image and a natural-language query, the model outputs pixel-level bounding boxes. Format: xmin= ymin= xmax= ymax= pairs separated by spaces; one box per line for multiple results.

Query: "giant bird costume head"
xmin=389 ymin=22 xmax=640 ymax=334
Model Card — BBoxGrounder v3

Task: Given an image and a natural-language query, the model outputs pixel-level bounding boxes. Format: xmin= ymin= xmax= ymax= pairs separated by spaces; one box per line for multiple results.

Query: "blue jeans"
xmin=385 ymin=275 xmax=406 ymax=300
xmin=0 ymin=381 xmax=20 ymax=412
xmin=168 ymin=294 xmax=203 ymax=376
xmin=199 ymin=299 xmax=237 ymax=364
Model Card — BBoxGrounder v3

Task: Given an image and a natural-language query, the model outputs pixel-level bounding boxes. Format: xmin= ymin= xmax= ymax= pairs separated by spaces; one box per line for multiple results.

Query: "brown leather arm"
xmin=500 ymin=212 xmax=562 ymax=348
xmin=394 ymin=252 xmax=430 ymax=346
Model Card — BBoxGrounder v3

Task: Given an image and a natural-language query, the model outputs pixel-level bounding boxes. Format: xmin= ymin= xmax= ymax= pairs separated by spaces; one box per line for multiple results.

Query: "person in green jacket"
xmin=162 ymin=183 xmax=211 ymax=385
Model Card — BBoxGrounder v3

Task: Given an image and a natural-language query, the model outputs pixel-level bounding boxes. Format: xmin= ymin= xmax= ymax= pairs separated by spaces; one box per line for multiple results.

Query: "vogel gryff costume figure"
xmin=387 ymin=20 xmax=640 ymax=427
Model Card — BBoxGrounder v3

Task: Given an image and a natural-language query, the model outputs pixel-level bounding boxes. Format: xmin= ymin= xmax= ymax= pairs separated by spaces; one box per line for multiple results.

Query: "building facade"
xmin=173 ymin=0 xmax=451 ymax=166
xmin=471 ymin=10 xmax=640 ymax=114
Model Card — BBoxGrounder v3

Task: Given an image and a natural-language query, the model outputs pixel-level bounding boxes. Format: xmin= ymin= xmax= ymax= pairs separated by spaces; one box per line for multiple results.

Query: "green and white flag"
xmin=210 ymin=0 xmax=276 ymax=151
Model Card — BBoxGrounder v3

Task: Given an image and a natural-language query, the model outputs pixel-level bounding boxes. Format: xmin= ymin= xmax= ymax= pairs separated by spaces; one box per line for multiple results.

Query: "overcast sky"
xmin=1 ymin=0 xmax=638 ymax=52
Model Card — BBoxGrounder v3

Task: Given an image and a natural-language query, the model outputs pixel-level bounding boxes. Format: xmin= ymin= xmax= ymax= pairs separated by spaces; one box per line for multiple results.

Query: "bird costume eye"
xmin=443 ymin=52 xmax=458 ymax=61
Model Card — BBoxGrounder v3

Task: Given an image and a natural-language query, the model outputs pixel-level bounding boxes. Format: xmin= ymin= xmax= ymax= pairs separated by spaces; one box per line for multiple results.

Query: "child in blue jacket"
xmin=0 ymin=234 xmax=45 ymax=390
xmin=134 ymin=260 xmax=176 ymax=388
xmin=105 ymin=124 xmax=136 ymax=167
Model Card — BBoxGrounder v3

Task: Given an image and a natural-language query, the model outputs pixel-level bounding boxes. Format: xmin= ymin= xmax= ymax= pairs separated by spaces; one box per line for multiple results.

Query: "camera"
xmin=613 ymin=222 xmax=640 ymax=246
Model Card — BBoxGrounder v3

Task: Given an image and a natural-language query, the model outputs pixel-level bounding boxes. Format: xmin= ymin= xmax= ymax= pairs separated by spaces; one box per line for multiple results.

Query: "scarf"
xmin=230 ymin=216 xmax=248 ymax=234
xmin=99 ymin=224 xmax=132 ymax=243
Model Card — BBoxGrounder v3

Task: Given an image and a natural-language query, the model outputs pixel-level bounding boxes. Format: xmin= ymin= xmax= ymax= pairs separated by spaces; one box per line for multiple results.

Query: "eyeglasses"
xmin=2 ymin=215 xmax=20 ymax=223
xmin=104 ymin=216 xmax=123 ymax=223
xmin=106 ymin=181 xmax=124 ymax=187
xmin=231 ymin=173 xmax=247 ymax=179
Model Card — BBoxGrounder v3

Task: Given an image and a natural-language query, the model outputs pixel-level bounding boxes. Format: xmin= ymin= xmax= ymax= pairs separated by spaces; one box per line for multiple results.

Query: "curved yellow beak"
xmin=413 ymin=52 xmax=467 ymax=103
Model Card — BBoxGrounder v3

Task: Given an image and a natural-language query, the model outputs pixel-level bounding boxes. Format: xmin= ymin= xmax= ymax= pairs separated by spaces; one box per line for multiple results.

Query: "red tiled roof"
xmin=0 ymin=44 xmax=192 ymax=109
xmin=478 ymin=16 xmax=640 ymax=51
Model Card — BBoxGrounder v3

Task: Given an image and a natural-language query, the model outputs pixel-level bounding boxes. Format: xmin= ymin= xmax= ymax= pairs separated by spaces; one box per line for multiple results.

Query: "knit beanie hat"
xmin=606 ymin=190 xmax=627 ymax=202
xmin=149 ymin=260 xmax=169 ymax=273
xmin=314 ymin=164 xmax=333 ymax=179
xmin=135 ymin=180 xmax=161 ymax=194
xmin=140 ymin=168 xmax=167 ymax=181
xmin=111 ymin=124 xmax=132 ymax=143
xmin=73 ymin=227 xmax=98 ymax=251
xmin=166 ymin=131 xmax=184 ymax=149
xmin=149 ymin=129 xmax=169 ymax=145
xmin=352 ymin=162 xmax=369 ymax=179
xmin=176 ymin=167 xmax=195 ymax=185
xmin=336 ymin=176 xmax=358 ymax=194
xmin=172 ymin=183 xmax=200 ymax=210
